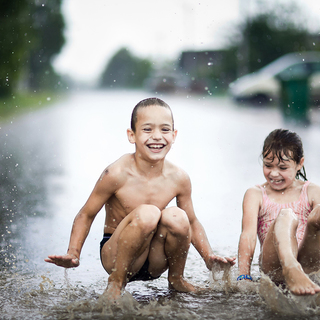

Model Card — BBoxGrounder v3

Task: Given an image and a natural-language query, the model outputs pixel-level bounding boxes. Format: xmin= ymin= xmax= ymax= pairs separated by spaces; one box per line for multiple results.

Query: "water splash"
xmin=210 ymin=263 xmax=259 ymax=294
xmin=259 ymin=271 xmax=320 ymax=316
xmin=64 ymin=290 xmax=198 ymax=319
xmin=39 ymin=275 xmax=54 ymax=291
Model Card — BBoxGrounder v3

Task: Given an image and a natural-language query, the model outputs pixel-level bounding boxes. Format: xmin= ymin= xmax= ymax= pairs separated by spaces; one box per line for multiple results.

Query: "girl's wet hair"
xmin=262 ymin=129 xmax=307 ymax=181
xmin=130 ymin=97 xmax=174 ymax=132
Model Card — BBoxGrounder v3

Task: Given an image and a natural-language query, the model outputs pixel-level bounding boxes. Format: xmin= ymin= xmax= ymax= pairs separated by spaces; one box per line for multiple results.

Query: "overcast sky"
xmin=53 ymin=0 xmax=320 ymax=84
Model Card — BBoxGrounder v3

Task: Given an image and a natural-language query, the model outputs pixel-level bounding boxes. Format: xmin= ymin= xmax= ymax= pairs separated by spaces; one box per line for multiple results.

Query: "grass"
xmin=0 ymin=91 xmax=66 ymax=122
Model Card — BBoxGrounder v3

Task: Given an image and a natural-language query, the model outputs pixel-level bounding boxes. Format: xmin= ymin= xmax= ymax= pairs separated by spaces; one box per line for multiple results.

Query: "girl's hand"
xmin=45 ymin=254 xmax=80 ymax=268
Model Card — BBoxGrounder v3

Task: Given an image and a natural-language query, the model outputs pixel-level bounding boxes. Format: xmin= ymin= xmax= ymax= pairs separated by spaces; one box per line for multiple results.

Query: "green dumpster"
xmin=277 ymin=67 xmax=311 ymax=125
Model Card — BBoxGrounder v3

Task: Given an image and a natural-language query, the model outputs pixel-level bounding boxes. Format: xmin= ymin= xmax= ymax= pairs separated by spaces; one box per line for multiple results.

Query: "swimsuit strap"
xmin=257 ymin=181 xmax=310 ymax=206
xmin=301 ymin=181 xmax=310 ymax=200
xmin=256 ymin=184 xmax=268 ymax=202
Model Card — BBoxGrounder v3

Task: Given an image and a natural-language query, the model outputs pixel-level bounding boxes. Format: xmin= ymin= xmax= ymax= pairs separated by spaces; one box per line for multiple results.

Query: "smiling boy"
xmin=45 ymin=97 xmax=235 ymax=299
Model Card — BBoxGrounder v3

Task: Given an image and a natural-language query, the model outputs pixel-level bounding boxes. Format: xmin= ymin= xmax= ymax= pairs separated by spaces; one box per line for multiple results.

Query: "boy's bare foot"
xmin=103 ymin=281 xmax=123 ymax=301
xmin=283 ymin=264 xmax=320 ymax=295
xmin=168 ymin=276 xmax=201 ymax=293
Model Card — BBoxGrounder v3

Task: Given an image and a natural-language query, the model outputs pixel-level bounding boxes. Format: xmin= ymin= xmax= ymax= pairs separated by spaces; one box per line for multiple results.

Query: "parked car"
xmin=228 ymin=52 xmax=320 ymax=104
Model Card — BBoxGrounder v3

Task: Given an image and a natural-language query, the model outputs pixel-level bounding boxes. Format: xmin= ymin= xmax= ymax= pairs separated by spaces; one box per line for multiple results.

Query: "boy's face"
xmin=127 ymin=105 xmax=177 ymax=162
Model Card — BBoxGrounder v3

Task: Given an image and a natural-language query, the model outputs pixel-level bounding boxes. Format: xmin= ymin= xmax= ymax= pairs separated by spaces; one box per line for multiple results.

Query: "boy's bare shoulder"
xmin=100 ymin=154 xmax=133 ymax=185
xmin=165 ymin=160 xmax=191 ymax=185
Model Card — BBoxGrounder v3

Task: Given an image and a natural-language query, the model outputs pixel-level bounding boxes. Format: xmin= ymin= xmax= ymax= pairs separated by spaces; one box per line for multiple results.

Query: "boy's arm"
xmin=45 ymin=168 xmax=119 ymax=268
xmin=176 ymin=171 xmax=235 ymax=270
xmin=238 ymin=187 xmax=260 ymax=277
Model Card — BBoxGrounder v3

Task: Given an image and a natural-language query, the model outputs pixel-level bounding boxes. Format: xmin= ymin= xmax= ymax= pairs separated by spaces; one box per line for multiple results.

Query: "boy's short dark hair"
xmin=130 ymin=98 xmax=174 ymax=132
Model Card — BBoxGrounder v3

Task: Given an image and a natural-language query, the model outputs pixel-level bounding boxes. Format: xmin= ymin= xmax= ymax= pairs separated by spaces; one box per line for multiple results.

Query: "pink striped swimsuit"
xmin=257 ymin=181 xmax=311 ymax=247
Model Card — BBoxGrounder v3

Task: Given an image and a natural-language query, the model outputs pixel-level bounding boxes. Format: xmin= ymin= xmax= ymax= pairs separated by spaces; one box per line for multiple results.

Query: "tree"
xmin=228 ymin=3 xmax=318 ymax=77
xmin=100 ymin=48 xmax=152 ymax=89
xmin=27 ymin=0 xmax=65 ymax=90
xmin=0 ymin=0 xmax=65 ymax=97
xmin=0 ymin=0 xmax=33 ymax=96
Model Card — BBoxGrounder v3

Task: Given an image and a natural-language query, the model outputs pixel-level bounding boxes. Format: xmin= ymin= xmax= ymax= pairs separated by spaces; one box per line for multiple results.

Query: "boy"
xmin=45 ymin=97 xmax=235 ymax=299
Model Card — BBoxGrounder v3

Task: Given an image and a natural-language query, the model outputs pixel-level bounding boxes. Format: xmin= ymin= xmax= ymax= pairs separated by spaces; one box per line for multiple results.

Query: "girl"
xmin=238 ymin=129 xmax=320 ymax=295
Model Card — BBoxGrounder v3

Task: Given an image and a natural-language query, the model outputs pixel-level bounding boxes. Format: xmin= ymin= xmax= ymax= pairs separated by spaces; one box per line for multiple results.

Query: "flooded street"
xmin=1 ymin=90 xmax=320 ymax=319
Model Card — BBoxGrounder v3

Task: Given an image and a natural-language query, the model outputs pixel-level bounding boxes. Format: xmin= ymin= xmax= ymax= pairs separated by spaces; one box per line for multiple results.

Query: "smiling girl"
xmin=238 ymin=129 xmax=320 ymax=295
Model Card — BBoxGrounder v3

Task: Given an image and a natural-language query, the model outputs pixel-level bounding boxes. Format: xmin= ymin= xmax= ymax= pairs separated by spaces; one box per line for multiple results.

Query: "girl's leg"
xmin=298 ymin=205 xmax=320 ymax=274
xmin=261 ymin=208 xmax=320 ymax=295
xmin=260 ymin=209 xmax=297 ymax=282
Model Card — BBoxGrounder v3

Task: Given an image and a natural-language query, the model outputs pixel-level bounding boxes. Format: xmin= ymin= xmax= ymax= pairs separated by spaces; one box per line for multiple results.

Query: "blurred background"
xmin=0 ymin=0 xmax=320 ymax=108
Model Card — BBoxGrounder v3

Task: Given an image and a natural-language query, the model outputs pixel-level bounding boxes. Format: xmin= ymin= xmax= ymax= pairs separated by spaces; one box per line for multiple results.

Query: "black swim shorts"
xmin=100 ymin=233 xmax=160 ymax=282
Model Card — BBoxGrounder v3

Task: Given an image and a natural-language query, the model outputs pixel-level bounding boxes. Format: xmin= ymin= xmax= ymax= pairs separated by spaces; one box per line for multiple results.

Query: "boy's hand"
xmin=45 ymin=254 xmax=80 ymax=268
xmin=206 ymin=254 xmax=236 ymax=270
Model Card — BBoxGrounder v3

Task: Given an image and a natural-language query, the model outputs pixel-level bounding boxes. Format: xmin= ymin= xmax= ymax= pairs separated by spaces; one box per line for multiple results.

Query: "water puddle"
xmin=2 ymin=91 xmax=320 ymax=319
xmin=259 ymin=271 xmax=320 ymax=317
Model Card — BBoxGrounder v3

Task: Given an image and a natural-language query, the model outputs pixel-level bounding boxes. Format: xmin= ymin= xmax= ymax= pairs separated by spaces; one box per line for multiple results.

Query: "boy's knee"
xmin=161 ymin=207 xmax=190 ymax=235
xmin=133 ymin=204 xmax=161 ymax=232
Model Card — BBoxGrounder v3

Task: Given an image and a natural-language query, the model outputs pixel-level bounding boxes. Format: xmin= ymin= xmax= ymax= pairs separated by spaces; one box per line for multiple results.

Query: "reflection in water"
xmin=0 ymin=109 xmax=65 ymax=319
xmin=1 ymin=91 xmax=320 ymax=319
xmin=0 ymin=120 xmax=57 ymax=272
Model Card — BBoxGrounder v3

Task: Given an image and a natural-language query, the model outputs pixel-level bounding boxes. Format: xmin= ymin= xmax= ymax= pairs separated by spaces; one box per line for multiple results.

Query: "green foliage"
xmin=202 ymin=50 xmax=238 ymax=91
xmin=100 ymin=48 xmax=153 ymax=89
xmin=28 ymin=0 xmax=65 ymax=90
xmin=0 ymin=0 xmax=65 ymax=97
xmin=0 ymin=91 xmax=61 ymax=120
xmin=228 ymin=3 xmax=319 ymax=76
xmin=0 ymin=0 xmax=34 ymax=97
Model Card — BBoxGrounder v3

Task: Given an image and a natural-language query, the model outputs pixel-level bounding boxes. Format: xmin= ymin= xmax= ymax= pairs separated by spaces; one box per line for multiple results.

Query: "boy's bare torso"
xmin=103 ymin=154 xmax=184 ymax=234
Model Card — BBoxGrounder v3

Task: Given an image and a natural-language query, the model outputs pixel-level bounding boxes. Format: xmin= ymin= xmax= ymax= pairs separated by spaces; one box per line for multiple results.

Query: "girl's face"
xmin=263 ymin=151 xmax=304 ymax=191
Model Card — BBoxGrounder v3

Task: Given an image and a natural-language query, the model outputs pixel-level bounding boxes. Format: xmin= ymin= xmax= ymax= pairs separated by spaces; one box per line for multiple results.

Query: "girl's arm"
xmin=238 ymin=187 xmax=261 ymax=277
xmin=308 ymin=182 xmax=320 ymax=208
